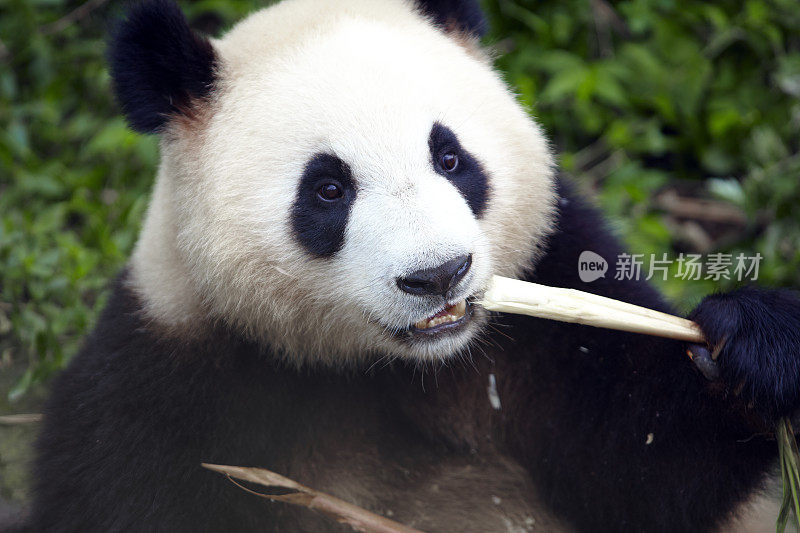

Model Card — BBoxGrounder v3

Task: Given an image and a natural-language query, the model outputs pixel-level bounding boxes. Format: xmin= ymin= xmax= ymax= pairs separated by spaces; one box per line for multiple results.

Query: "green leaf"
xmin=776 ymin=419 xmax=800 ymax=533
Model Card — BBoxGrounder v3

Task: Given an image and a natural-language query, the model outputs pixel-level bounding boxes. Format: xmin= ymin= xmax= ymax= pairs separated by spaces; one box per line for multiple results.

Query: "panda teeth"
xmin=414 ymin=300 xmax=467 ymax=330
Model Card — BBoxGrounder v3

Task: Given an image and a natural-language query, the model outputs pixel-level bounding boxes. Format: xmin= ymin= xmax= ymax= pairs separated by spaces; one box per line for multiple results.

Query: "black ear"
xmin=109 ymin=0 xmax=217 ymax=134
xmin=415 ymin=0 xmax=488 ymax=37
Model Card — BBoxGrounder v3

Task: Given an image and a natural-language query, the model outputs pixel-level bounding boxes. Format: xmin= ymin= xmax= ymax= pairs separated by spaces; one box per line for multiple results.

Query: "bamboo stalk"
xmin=202 ymin=464 xmax=423 ymax=533
xmin=479 ymin=275 xmax=705 ymax=343
xmin=0 ymin=413 xmax=43 ymax=425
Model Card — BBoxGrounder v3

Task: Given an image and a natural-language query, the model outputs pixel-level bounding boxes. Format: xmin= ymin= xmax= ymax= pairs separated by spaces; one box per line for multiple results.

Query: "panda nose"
xmin=397 ymin=254 xmax=472 ymax=297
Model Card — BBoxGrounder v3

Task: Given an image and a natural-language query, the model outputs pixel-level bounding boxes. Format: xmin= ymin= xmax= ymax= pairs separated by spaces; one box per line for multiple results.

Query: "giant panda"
xmin=30 ymin=0 xmax=800 ymax=531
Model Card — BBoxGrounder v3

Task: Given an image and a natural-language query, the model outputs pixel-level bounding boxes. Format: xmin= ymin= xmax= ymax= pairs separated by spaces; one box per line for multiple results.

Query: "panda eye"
xmin=440 ymin=152 xmax=459 ymax=172
xmin=317 ymin=181 xmax=344 ymax=201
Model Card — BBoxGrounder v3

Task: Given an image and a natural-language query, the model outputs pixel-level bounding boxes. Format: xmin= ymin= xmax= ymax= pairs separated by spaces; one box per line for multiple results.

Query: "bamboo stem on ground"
xmin=202 ymin=464 xmax=424 ymax=533
xmin=0 ymin=413 xmax=43 ymax=425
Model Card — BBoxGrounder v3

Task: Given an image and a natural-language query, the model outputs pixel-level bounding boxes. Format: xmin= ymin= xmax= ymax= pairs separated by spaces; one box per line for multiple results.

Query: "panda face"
xmin=130 ymin=0 xmax=557 ymax=365
xmin=283 ymin=118 xmax=493 ymax=360
xmin=288 ymin=126 xmax=489 ymax=360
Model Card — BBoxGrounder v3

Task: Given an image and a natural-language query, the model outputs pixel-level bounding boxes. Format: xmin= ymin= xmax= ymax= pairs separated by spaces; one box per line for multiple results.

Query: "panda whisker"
xmin=365 ymin=353 xmax=391 ymax=374
xmin=462 ymin=346 xmax=479 ymax=373
xmin=486 ymin=322 xmax=515 ymax=343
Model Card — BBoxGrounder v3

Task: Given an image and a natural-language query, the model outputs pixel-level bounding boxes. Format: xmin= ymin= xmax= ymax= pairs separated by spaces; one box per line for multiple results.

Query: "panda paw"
xmin=690 ymin=287 xmax=800 ymax=423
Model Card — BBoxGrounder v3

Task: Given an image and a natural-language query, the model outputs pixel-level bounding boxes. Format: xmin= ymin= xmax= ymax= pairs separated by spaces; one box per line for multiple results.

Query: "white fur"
xmin=129 ymin=0 xmax=557 ymax=365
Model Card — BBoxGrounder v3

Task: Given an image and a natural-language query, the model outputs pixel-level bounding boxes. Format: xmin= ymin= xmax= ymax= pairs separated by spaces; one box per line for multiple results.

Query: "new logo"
xmin=578 ymin=251 xmax=608 ymax=283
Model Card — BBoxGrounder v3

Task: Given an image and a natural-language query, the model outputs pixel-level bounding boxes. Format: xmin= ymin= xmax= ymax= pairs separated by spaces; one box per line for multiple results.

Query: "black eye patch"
xmin=291 ymin=153 xmax=356 ymax=257
xmin=428 ymin=122 xmax=490 ymax=217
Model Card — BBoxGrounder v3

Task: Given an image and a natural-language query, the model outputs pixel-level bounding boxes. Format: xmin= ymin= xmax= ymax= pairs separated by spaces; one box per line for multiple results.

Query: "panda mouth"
xmin=409 ymin=299 xmax=472 ymax=335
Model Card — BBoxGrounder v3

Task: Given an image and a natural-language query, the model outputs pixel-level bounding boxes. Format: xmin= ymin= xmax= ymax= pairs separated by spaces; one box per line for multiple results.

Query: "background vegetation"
xmin=1 ymin=0 xmax=799 ymax=402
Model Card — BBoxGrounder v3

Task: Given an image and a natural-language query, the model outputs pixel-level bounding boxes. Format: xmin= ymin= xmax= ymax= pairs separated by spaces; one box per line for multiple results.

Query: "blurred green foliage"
xmin=485 ymin=0 xmax=800 ymax=300
xmin=1 ymin=0 xmax=799 ymax=398
xmin=0 ymin=0 xmax=257 ymax=397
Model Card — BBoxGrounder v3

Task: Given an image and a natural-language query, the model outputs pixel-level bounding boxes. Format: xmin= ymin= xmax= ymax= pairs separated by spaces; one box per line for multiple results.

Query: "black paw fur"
xmin=691 ymin=287 xmax=800 ymax=422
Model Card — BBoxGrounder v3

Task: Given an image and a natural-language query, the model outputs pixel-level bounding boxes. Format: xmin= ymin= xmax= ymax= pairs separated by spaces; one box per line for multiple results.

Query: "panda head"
xmin=115 ymin=0 xmax=557 ymax=365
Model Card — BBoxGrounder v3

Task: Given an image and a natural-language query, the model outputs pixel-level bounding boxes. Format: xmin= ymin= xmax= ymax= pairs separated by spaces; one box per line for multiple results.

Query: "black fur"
xmin=415 ymin=0 xmax=487 ymax=36
xmin=109 ymin=0 xmax=217 ymax=133
xmin=691 ymin=287 xmax=800 ymax=421
xmin=509 ymin=179 xmax=789 ymax=531
xmin=32 ymin=178 xmax=800 ymax=532
xmin=291 ymin=153 xmax=356 ymax=257
xmin=429 ymin=122 xmax=490 ymax=217
xmin=32 ymin=274 xmax=336 ymax=532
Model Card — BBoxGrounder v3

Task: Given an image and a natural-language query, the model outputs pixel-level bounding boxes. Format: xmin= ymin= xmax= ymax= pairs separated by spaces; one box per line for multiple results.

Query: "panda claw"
xmin=687 ymin=344 xmax=721 ymax=382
